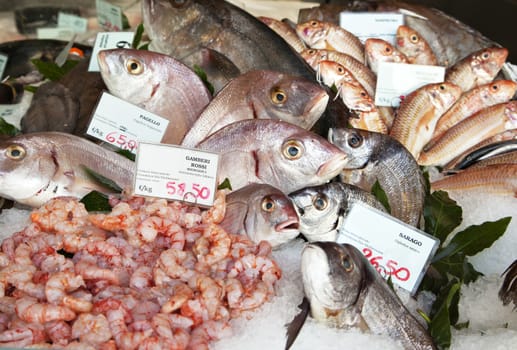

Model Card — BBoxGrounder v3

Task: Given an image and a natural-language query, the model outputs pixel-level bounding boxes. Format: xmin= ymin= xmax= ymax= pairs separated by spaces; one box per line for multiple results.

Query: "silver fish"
xmin=97 ymin=48 xmax=212 ymax=145
xmin=328 ymin=128 xmax=425 ymax=227
xmin=196 ymin=119 xmax=348 ymax=194
xmin=181 ymin=70 xmax=329 ymax=147
xmin=289 ymin=181 xmax=386 ymax=242
xmin=0 ymin=132 xmax=135 ymax=207
xmin=499 ymin=259 xmax=517 ymax=308
xmin=220 ymin=183 xmax=299 ymax=247
xmin=301 ymin=242 xmax=436 ymax=350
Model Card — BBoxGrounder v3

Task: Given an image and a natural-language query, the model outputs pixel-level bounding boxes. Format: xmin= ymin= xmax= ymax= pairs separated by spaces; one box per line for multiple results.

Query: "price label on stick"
xmin=134 ymin=143 xmax=220 ymax=207
xmin=337 ymin=202 xmax=439 ymax=294
xmin=87 ymin=92 xmax=169 ymax=153
xmin=88 ymin=31 xmax=134 ymax=71
xmin=339 ymin=12 xmax=404 ymax=44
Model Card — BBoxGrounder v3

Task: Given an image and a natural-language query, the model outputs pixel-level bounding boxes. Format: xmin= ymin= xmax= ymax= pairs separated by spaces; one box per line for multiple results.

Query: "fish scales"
xmin=419 ymin=101 xmax=517 ymax=166
xmin=390 ymin=82 xmax=461 ymax=159
xmin=258 ymin=16 xmax=306 ymax=53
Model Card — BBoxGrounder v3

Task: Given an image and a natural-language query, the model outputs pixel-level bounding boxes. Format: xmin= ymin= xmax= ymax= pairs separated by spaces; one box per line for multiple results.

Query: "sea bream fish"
xmin=97 ymin=48 xmax=212 ymax=145
xmin=180 ymin=70 xmax=329 ymax=148
xmin=301 ymin=242 xmax=436 ymax=350
xmin=288 ymin=181 xmax=386 ymax=242
xmin=220 ymin=183 xmax=299 ymax=248
xmin=196 ymin=119 xmax=348 ymax=194
xmin=0 ymin=132 xmax=135 ymax=207
xmin=328 ymin=128 xmax=425 ymax=227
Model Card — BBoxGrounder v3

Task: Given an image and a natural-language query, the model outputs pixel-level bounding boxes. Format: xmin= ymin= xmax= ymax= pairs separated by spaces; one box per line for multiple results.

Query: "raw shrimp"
xmin=161 ymin=282 xmax=193 ymax=313
xmin=106 ymin=303 xmax=153 ymax=350
xmin=74 ymin=259 xmax=119 ymax=285
xmin=193 ymin=224 xmax=231 ymax=266
xmin=188 ymin=275 xmax=223 ymax=319
xmin=0 ymin=263 xmax=45 ymax=299
xmin=71 ymin=313 xmax=112 ymax=346
xmin=45 ymin=272 xmax=92 ymax=313
xmin=89 ymin=202 xmax=140 ymax=240
xmin=45 ymin=320 xmax=72 ymax=346
xmin=39 ymin=253 xmax=74 ymax=273
xmin=201 ymin=190 xmax=227 ymax=224
xmin=187 ymin=320 xmax=232 ymax=350
xmin=154 ymin=248 xmax=196 ymax=285
xmin=0 ymin=253 xmax=10 ymax=268
xmin=15 ymin=297 xmax=76 ymax=323
xmin=0 ymin=296 xmax=16 ymax=314
xmin=151 ymin=313 xmax=191 ymax=348
xmin=62 ymin=227 xmax=107 ymax=253
xmin=129 ymin=266 xmax=153 ymax=290
xmin=0 ymin=321 xmax=46 ymax=348
xmin=227 ymin=253 xmax=281 ymax=291
xmin=138 ymin=216 xmax=185 ymax=249
xmin=30 ymin=197 xmax=89 ymax=235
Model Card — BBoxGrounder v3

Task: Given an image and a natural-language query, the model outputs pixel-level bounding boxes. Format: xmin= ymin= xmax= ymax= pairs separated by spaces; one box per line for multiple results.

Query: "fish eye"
xmin=491 ymin=84 xmax=499 ymax=91
xmin=312 ymin=194 xmax=328 ymax=211
xmin=310 ymin=21 xmax=318 ymax=27
xmin=271 ymin=87 xmax=287 ymax=105
xmin=5 ymin=145 xmax=26 ymax=160
xmin=347 ymin=132 xmax=363 ymax=148
xmin=439 ymin=84 xmax=446 ymax=90
xmin=385 ymin=46 xmax=392 ymax=53
xmin=360 ymin=91 xmax=367 ymax=97
xmin=282 ymin=140 xmax=304 ymax=160
xmin=308 ymin=49 xmax=315 ymax=54
xmin=337 ymin=66 xmax=345 ymax=74
xmin=410 ymin=34 xmax=419 ymax=43
xmin=482 ymin=51 xmax=490 ymax=59
xmin=342 ymin=255 xmax=354 ymax=272
xmin=261 ymin=196 xmax=276 ymax=212
xmin=126 ymin=58 xmax=144 ymax=75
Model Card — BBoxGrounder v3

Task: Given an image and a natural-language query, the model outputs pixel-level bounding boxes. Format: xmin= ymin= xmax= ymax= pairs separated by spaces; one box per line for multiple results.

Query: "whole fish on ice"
xmin=0 ymin=132 xmax=135 ymax=207
xmin=300 ymin=242 xmax=436 ymax=350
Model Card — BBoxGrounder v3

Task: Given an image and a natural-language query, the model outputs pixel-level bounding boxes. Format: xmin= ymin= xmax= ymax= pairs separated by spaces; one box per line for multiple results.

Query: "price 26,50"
xmin=362 ymin=247 xmax=410 ymax=282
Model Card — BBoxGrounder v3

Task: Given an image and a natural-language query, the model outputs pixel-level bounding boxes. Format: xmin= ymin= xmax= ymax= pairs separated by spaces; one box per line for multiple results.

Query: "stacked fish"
xmin=0 ymin=0 xmax=515 ymax=349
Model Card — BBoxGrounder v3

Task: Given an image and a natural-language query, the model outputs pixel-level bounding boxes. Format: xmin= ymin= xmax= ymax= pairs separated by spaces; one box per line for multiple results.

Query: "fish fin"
xmin=284 ymin=297 xmax=310 ymax=350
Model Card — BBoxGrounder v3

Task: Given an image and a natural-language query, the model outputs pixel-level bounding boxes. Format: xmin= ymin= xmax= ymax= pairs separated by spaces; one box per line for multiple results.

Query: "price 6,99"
xmin=166 ymin=181 xmax=211 ymax=201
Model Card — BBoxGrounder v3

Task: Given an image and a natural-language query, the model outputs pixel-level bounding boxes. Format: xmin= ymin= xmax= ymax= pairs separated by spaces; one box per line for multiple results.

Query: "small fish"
xmin=296 ymin=20 xmax=365 ymax=63
xmin=419 ymin=101 xmax=517 ymax=166
xmin=499 ymin=259 xmax=517 ymax=308
xmin=220 ymin=183 xmax=299 ymax=248
xmin=447 ymin=140 xmax=517 ymax=172
xmin=395 ymin=25 xmax=438 ymax=65
xmin=0 ymin=132 xmax=135 ymax=207
xmin=181 ymin=70 xmax=329 ymax=147
xmin=431 ymin=164 xmax=517 ymax=196
xmin=390 ymin=82 xmax=462 ymax=159
xmin=301 ymin=242 xmax=436 ymax=350
xmin=288 ymin=181 xmax=386 ymax=242
xmin=431 ymin=80 xmax=517 ymax=144
xmin=445 ymin=47 xmax=508 ymax=92
xmin=329 ymin=128 xmax=425 ymax=227
xmin=97 ymin=48 xmax=212 ymax=145
xmin=258 ymin=16 xmax=306 ymax=53
xmin=365 ymin=38 xmax=409 ymax=74
xmin=196 ymin=119 xmax=348 ymax=194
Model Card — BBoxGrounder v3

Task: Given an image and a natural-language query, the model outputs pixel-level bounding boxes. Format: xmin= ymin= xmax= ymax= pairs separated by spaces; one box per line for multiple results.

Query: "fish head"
xmin=327 ymin=128 xmax=374 ymax=169
xmin=427 ymin=82 xmax=462 ymax=113
xmin=142 ymin=0 xmax=213 ymax=56
xmin=296 ymin=20 xmax=329 ymax=48
xmin=265 ymin=124 xmax=348 ymax=192
xmin=301 ymin=242 xmax=371 ymax=322
xmin=483 ymin=80 xmax=517 ymax=103
xmin=300 ymin=49 xmax=329 ymax=69
xmin=365 ymin=38 xmax=408 ymax=68
xmin=317 ymin=60 xmax=352 ymax=87
xmin=338 ymin=83 xmax=375 ymax=112
xmin=98 ymin=48 xmax=168 ymax=104
xmin=396 ymin=25 xmax=423 ymax=52
xmin=0 ymin=134 xmax=57 ymax=203
xmin=470 ymin=47 xmax=509 ymax=82
xmin=245 ymin=184 xmax=300 ymax=247
xmin=504 ymin=101 xmax=517 ymax=129
xmin=252 ymin=71 xmax=329 ymax=129
xmin=289 ymin=183 xmax=344 ymax=242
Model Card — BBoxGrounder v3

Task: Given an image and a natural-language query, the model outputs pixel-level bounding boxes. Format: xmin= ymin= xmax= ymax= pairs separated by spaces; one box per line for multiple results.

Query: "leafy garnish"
xmin=24 ymin=85 xmax=38 ymax=93
xmin=429 ymin=281 xmax=461 ymax=350
xmin=217 ymin=178 xmax=232 ymax=191
xmin=80 ymin=191 xmax=112 ymax=212
xmin=116 ymin=149 xmax=136 ymax=161
xmin=122 ymin=13 xmax=131 ymax=30
xmin=371 ymin=180 xmax=391 ymax=213
xmin=193 ymin=65 xmax=215 ymax=96
xmin=81 ymin=166 xmax=123 ymax=193
xmin=424 ymin=190 xmax=462 ymax=243
xmin=132 ymin=23 xmax=145 ymax=49
xmin=0 ymin=117 xmax=19 ymax=136
xmin=31 ymin=58 xmax=79 ymax=81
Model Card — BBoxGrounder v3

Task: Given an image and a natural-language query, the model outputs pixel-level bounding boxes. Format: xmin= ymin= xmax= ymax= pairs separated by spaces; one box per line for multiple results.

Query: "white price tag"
xmin=134 ymin=143 xmax=220 ymax=207
xmin=96 ymin=0 xmax=124 ymax=32
xmin=58 ymin=12 xmax=88 ymax=33
xmin=36 ymin=27 xmax=75 ymax=41
xmin=374 ymin=62 xmax=445 ymax=107
xmin=0 ymin=53 xmax=7 ymax=79
xmin=88 ymin=31 xmax=134 ymax=71
xmin=87 ymin=92 xmax=169 ymax=153
xmin=337 ymin=202 xmax=439 ymax=294
xmin=339 ymin=12 xmax=404 ymax=45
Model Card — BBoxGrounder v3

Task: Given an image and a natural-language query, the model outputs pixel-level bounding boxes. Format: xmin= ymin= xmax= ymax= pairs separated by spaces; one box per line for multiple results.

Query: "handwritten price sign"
xmin=105 ymin=131 xmax=138 ymax=151
xmin=362 ymin=247 xmax=410 ymax=282
xmin=134 ymin=143 xmax=219 ymax=207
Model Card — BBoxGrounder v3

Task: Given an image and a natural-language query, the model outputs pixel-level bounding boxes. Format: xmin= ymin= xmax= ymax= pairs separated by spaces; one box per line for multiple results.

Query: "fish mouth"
xmin=97 ymin=51 xmax=109 ymax=74
xmin=305 ymin=92 xmax=329 ymax=120
xmin=275 ymin=218 xmax=299 ymax=233
xmin=317 ymin=153 xmax=347 ymax=178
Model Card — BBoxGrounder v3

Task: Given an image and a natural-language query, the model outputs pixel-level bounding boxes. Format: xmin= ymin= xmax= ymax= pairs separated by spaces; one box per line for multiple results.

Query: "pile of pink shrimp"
xmin=0 ymin=191 xmax=281 ymax=349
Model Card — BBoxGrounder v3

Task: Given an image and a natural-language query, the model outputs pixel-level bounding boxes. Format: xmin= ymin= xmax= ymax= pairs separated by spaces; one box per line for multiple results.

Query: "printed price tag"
xmin=0 ymin=53 xmax=7 ymax=79
xmin=96 ymin=0 xmax=123 ymax=32
xmin=339 ymin=12 xmax=404 ymax=45
xmin=88 ymin=31 xmax=134 ymax=71
xmin=36 ymin=27 xmax=75 ymax=41
xmin=337 ymin=202 xmax=439 ymax=294
xmin=134 ymin=143 xmax=220 ymax=207
xmin=57 ymin=12 xmax=88 ymax=33
xmin=374 ymin=62 xmax=445 ymax=107
xmin=87 ymin=92 xmax=169 ymax=153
